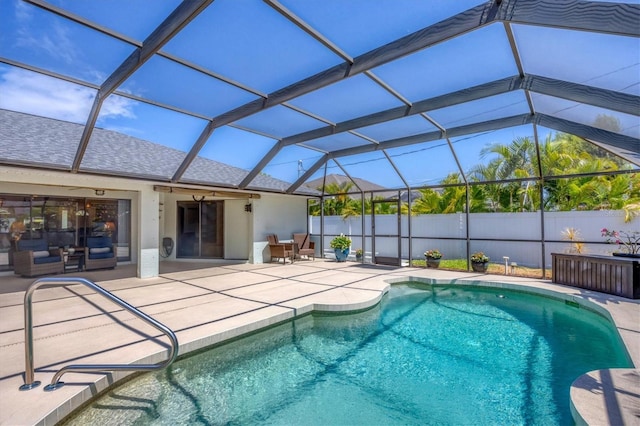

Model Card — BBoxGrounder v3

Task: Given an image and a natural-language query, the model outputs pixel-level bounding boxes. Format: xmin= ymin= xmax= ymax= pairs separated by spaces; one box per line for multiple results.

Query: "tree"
xmin=412 ymin=174 xmax=469 ymax=214
xmin=469 ymin=137 xmax=539 ymax=212
xmin=542 ymin=132 xmax=635 ymax=211
xmin=314 ymin=181 xmax=355 ymax=216
xmin=310 ymin=128 xmax=638 ymax=217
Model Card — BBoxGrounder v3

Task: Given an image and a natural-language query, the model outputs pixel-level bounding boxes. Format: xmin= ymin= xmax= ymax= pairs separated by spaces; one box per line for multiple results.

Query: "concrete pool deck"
xmin=0 ymin=260 xmax=638 ymax=425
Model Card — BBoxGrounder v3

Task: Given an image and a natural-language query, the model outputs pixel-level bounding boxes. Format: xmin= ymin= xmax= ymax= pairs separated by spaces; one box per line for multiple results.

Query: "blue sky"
xmin=0 ymin=0 xmax=638 ymax=189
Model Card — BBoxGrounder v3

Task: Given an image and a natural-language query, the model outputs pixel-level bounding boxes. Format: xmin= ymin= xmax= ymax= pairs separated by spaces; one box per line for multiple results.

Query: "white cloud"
xmin=14 ymin=1 xmax=77 ymax=66
xmin=101 ymin=95 xmax=137 ymax=120
xmin=0 ymin=67 xmax=135 ymax=123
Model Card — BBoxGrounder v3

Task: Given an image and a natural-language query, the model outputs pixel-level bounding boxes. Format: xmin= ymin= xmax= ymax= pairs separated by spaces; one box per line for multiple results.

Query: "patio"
xmin=0 ymin=261 xmax=638 ymax=425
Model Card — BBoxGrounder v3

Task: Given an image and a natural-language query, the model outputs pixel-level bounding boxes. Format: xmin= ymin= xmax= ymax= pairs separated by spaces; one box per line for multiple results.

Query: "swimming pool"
xmin=62 ymin=283 xmax=632 ymax=425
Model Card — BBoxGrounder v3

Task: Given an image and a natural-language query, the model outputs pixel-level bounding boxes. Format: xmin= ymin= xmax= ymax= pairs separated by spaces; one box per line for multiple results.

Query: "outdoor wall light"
xmin=95 ymin=189 xmax=105 ymax=196
xmin=244 ymin=202 xmax=252 ymax=213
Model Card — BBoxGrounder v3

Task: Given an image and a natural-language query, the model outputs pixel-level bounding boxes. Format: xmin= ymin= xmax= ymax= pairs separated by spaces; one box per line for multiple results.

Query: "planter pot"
xmin=471 ymin=261 xmax=488 ymax=273
xmin=335 ymin=248 xmax=350 ymax=262
xmin=612 ymin=252 xmax=640 ymax=259
xmin=426 ymin=258 xmax=440 ymax=268
xmin=356 ymin=254 xmax=363 ymax=262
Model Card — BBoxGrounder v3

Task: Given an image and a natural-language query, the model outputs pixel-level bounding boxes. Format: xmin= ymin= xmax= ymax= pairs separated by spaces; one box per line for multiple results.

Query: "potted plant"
xmin=601 ymin=228 xmax=640 ymax=258
xmin=330 ymin=234 xmax=351 ymax=262
xmin=424 ymin=249 xmax=442 ymax=268
xmin=355 ymin=248 xmax=363 ymax=261
xmin=470 ymin=252 xmax=489 ymax=272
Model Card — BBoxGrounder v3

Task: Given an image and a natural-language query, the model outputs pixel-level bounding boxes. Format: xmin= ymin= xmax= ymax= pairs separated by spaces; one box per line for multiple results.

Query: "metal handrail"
xmin=19 ymin=277 xmax=179 ymax=391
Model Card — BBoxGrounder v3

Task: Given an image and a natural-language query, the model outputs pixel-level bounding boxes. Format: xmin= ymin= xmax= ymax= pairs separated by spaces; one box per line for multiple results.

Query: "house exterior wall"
xmin=0 ymin=166 xmax=145 ymax=271
xmin=137 ymin=187 xmax=159 ymax=278
xmin=157 ymin=195 xmax=251 ymax=261
xmin=225 ymin=199 xmax=251 ymax=260
xmin=157 ymin=193 xmax=309 ymax=264
xmin=0 ymin=166 xmax=311 ymax=275
xmin=250 ymin=195 xmax=308 ymax=264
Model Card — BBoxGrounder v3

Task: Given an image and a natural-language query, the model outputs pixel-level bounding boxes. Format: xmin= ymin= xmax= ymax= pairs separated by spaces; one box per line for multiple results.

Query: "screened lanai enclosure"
xmin=0 ymin=0 xmax=638 ymax=275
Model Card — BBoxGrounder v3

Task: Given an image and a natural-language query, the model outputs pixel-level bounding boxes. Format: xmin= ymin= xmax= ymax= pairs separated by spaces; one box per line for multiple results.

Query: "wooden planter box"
xmin=552 ymin=253 xmax=640 ymax=299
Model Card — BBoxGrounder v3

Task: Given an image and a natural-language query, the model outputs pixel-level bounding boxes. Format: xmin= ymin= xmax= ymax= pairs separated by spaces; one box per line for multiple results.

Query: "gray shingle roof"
xmin=0 ymin=109 xmax=81 ymax=168
xmin=304 ymin=174 xmax=386 ymax=193
xmin=0 ymin=109 xmax=314 ymax=194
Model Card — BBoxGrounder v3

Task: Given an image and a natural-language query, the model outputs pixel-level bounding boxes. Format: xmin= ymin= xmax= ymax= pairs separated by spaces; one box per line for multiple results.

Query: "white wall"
xmin=1 ymin=166 xmax=313 ymax=274
xmin=158 ymin=194 xmax=250 ymax=261
xmin=137 ymin=187 xmax=159 ymax=278
xmin=250 ymin=194 xmax=308 ymax=263
xmin=225 ymin=199 xmax=251 ymax=259
xmin=0 ymin=167 xmax=320 ymax=270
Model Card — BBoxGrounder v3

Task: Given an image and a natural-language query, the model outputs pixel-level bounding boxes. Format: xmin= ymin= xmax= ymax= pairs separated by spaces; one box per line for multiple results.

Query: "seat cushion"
xmin=87 ymin=236 xmax=113 ymax=249
xmin=33 ymin=250 xmax=50 ymax=258
xmin=89 ymin=252 xmax=114 ymax=260
xmin=17 ymin=239 xmax=48 ymax=252
xmin=34 ymin=255 xmax=61 ymax=264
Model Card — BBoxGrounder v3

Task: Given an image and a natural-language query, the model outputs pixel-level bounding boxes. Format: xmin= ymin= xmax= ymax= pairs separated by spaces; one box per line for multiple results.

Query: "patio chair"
xmin=13 ymin=239 xmax=64 ymax=277
xmin=267 ymin=234 xmax=295 ymax=264
xmin=292 ymin=233 xmax=315 ymax=261
xmin=84 ymin=236 xmax=117 ymax=271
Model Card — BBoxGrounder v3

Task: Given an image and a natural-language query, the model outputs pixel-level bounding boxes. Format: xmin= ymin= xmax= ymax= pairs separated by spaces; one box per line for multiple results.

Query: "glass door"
xmin=0 ymin=194 xmax=131 ymax=271
xmin=371 ymin=199 xmax=401 ymax=266
xmin=201 ymin=201 xmax=223 ymax=258
xmin=177 ymin=200 xmax=224 ymax=258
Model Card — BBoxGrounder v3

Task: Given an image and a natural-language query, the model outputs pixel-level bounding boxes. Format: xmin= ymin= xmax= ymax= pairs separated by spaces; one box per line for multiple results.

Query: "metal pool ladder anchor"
xmin=19 ymin=277 xmax=179 ymax=391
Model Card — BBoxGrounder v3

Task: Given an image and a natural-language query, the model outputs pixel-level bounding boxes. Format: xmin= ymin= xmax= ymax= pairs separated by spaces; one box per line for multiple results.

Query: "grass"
xmin=411 ymin=258 xmax=552 ymax=279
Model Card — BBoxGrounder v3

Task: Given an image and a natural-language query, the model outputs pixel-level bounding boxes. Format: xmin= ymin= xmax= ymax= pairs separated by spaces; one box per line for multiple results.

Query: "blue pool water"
xmin=63 ymin=283 xmax=632 ymax=425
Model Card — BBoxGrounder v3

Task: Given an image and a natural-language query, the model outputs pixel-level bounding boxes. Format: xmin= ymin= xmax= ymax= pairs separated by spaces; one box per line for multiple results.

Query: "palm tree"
xmin=411 ymin=174 xmax=474 ymax=214
xmin=542 ymin=132 xmax=636 ymax=211
xmin=469 ymin=137 xmax=539 ymax=212
xmin=321 ymin=181 xmax=355 ymax=216
xmin=311 ymin=131 xmax=638 ymax=220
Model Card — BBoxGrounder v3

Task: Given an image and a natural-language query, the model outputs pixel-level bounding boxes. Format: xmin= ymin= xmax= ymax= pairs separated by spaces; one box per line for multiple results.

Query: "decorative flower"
xmin=424 ymin=249 xmax=442 ymax=259
xmin=470 ymin=252 xmax=489 ymax=263
xmin=355 ymin=248 xmax=363 ymax=256
xmin=601 ymin=228 xmax=639 ymax=254
xmin=330 ymin=234 xmax=352 ymax=250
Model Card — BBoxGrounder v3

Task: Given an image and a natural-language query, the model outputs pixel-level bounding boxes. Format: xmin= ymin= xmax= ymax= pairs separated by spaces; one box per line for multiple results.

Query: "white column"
xmin=137 ymin=187 xmax=159 ymax=278
xmin=250 ymin=198 xmax=264 ymax=263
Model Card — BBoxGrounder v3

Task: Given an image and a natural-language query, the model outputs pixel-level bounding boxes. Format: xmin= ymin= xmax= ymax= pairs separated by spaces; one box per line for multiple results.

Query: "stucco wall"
xmin=1 ymin=166 xmax=313 ymax=273
xmin=225 ymin=199 xmax=251 ymax=260
xmin=250 ymin=194 xmax=308 ymax=263
xmin=157 ymin=192 xmax=309 ymax=264
xmin=158 ymin=195 xmax=251 ymax=261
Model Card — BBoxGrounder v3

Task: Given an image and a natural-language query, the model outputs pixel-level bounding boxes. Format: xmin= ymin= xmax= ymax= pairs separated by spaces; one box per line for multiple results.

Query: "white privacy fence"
xmin=310 ymin=210 xmax=637 ymax=268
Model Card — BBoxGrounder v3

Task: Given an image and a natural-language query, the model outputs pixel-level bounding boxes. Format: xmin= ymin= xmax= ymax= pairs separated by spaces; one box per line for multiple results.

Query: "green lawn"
xmin=410 ymin=258 xmax=551 ymax=279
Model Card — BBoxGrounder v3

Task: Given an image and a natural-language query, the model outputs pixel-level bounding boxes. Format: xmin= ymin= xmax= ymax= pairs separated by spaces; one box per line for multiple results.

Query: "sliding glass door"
xmin=177 ymin=201 xmax=224 ymax=258
xmin=0 ymin=194 xmax=131 ymax=271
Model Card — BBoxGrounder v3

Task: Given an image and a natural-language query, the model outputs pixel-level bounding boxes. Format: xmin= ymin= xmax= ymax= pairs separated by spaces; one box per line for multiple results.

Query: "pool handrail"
xmin=19 ymin=276 xmax=179 ymax=391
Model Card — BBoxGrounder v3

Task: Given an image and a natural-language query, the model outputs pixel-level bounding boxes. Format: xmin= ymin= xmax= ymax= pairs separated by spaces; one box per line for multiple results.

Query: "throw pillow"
xmin=89 ymin=247 xmax=111 ymax=254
